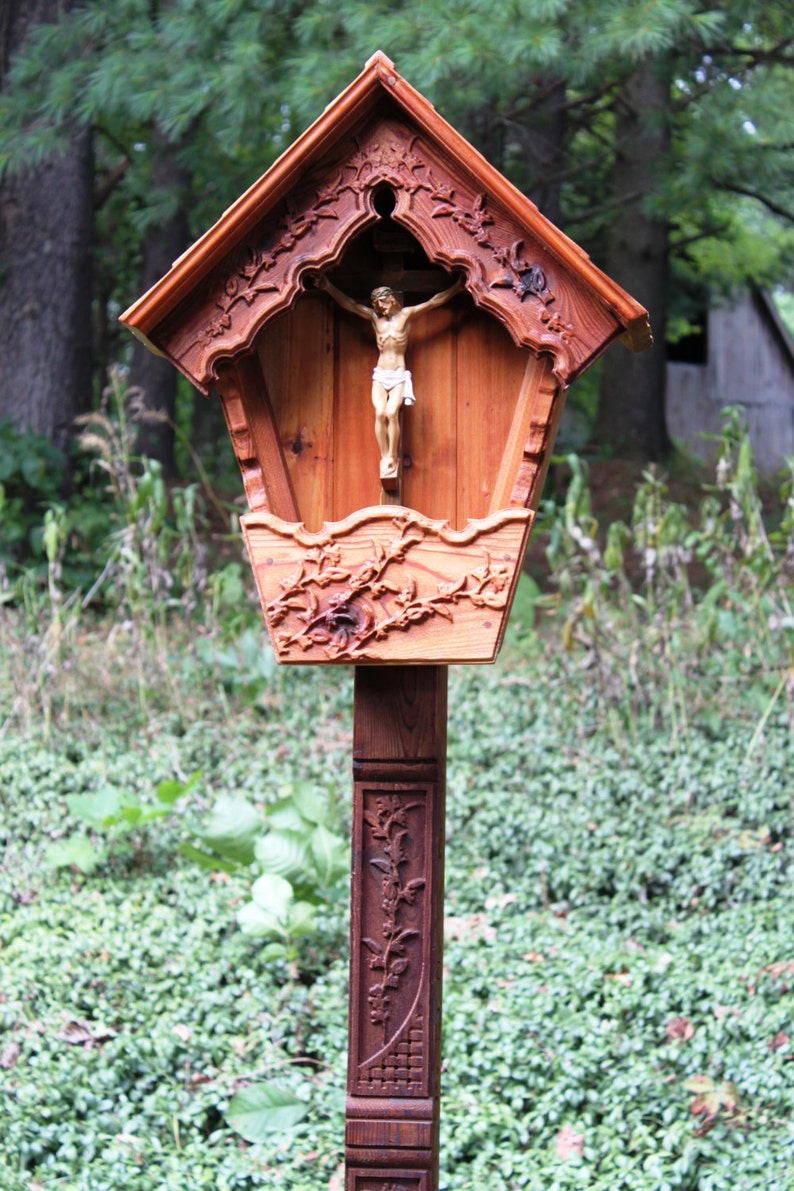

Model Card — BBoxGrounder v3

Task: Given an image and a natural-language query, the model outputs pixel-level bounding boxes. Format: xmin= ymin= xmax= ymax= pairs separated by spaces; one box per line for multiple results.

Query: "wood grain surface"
xmin=347 ymin=666 xmax=447 ymax=1189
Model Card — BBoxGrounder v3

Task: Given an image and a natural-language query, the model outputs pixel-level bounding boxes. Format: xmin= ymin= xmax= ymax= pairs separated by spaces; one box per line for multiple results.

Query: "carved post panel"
xmin=122 ymin=52 xmax=650 ymax=1189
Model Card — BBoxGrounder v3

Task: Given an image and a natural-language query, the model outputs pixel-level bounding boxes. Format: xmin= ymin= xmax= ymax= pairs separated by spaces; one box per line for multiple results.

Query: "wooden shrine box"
xmin=121 ymin=52 xmax=650 ymax=666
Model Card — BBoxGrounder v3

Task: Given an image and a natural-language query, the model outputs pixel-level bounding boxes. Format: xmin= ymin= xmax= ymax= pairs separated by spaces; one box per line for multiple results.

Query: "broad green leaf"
xmin=238 ymin=873 xmax=295 ymax=937
xmin=178 ymin=842 xmax=238 ymax=874
xmin=45 ymin=834 xmax=103 ymax=874
xmin=287 ymin=900 xmax=316 ymax=938
xmin=155 ymin=771 xmax=202 ymax=804
xmin=194 ymin=794 xmax=262 ymax=866
xmin=309 ymin=824 xmax=348 ymax=887
xmin=119 ymin=803 xmax=144 ymax=825
xmin=290 ymin=782 xmax=330 ymax=825
xmin=254 ymin=829 xmax=309 ymax=883
xmin=226 ymin=1083 xmax=308 ymax=1142
xmin=264 ymin=798 xmax=304 ymax=832
xmin=66 ymin=787 xmax=124 ymax=829
xmin=250 ymin=872 xmax=293 ymax=916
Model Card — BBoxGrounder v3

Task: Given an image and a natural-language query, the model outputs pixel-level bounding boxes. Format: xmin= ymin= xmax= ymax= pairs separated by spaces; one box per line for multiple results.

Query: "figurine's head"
xmin=370 ymin=286 xmax=401 ymax=315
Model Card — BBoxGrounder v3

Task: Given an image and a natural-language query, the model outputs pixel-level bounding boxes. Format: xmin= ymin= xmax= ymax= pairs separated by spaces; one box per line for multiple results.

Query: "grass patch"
xmin=1 ymin=645 xmax=793 ymax=1189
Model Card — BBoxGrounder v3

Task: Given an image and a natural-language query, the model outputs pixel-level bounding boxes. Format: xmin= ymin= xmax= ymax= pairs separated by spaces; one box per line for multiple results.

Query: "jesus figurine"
xmin=315 ymin=273 xmax=463 ymax=484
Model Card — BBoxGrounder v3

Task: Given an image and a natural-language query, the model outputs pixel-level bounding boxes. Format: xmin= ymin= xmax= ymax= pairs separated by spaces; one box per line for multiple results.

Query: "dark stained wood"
xmin=348 ymin=666 xmax=447 ymax=1190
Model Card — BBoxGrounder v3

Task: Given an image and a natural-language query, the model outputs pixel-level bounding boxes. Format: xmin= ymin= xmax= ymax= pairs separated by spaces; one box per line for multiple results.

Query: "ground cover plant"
xmin=1 ymin=416 xmax=793 ymax=1189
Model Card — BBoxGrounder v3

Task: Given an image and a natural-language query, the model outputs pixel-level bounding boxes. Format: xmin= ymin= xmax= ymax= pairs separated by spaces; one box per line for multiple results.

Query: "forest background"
xmin=1 ymin=0 xmax=794 ymax=474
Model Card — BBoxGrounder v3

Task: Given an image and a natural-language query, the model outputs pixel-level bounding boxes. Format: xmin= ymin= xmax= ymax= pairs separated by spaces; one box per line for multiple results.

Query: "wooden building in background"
xmin=667 ymin=290 xmax=794 ymax=473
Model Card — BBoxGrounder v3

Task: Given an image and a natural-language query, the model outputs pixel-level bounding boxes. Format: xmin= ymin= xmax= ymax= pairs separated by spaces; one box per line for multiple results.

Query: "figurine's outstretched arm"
xmin=403 ymin=275 xmax=464 ymax=322
xmin=315 ymin=275 xmax=372 ymax=321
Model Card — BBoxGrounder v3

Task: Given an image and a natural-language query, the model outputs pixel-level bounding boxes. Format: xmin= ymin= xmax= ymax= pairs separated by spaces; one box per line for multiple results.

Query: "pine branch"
xmin=702 ymin=37 xmax=794 ymax=70
xmin=716 ymin=183 xmax=794 ymax=224
xmin=670 ymin=223 xmax=732 ymax=252
xmin=94 ymin=154 xmax=131 ymax=210
xmin=563 ymin=189 xmax=647 ymax=228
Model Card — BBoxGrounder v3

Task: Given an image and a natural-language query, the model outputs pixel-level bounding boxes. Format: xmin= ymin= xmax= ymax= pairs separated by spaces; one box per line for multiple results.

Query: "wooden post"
xmin=346 ymin=665 xmax=448 ymax=1191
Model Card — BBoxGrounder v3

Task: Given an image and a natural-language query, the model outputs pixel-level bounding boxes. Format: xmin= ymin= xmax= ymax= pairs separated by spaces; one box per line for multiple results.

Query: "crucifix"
xmin=315 ymin=274 xmax=463 ymax=488
xmin=120 ymin=52 xmax=650 ymax=1191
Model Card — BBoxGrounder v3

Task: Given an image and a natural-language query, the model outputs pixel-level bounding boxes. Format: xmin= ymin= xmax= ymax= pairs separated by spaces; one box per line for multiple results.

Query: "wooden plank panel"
xmin=216 ymin=356 xmax=298 ymax=521
xmin=256 ymin=294 xmax=334 ymax=532
xmin=401 ymin=305 xmax=457 ymax=522
xmin=333 ymin=312 xmax=382 ymax=520
xmin=241 ymin=506 xmax=532 ymax=664
xmin=490 ymin=352 xmax=556 ymax=513
xmin=455 ymin=311 xmax=528 ymax=528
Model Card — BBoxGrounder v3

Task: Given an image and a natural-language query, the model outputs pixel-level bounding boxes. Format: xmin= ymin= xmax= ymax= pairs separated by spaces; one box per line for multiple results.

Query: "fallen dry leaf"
xmin=666 ymin=1016 xmax=695 ymax=1042
xmin=172 ymin=1024 xmax=192 ymax=1042
xmin=57 ymin=1019 xmax=115 ymax=1047
xmin=0 ymin=1042 xmax=21 ymax=1070
xmin=57 ymin=1021 xmax=94 ymax=1046
xmin=770 ymin=1031 xmax=790 ymax=1052
xmin=604 ymin=970 xmax=632 ymax=987
xmin=556 ymin=1124 xmax=585 ymax=1160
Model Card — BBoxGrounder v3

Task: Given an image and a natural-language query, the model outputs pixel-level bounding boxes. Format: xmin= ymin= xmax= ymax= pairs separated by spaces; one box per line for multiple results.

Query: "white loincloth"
xmin=372 ymin=367 xmax=415 ymax=405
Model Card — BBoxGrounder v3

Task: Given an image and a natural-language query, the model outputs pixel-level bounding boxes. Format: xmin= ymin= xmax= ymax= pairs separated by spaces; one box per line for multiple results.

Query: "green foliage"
xmin=533 ymin=414 xmax=794 ymax=743
xmin=184 ymin=781 xmax=349 ymax=961
xmin=1 ymin=415 xmax=794 ymax=1187
xmin=226 ymin=1083 xmax=309 ymax=1144
xmin=2 ymin=618 xmax=793 ymax=1186
xmin=47 ymin=772 xmax=202 ymax=874
xmin=0 ymin=418 xmax=68 ymax=575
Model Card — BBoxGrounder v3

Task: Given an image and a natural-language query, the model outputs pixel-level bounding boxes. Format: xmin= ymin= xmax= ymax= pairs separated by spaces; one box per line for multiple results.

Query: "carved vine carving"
xmin=196 ymin=127 xmax=575 ymax=354
xmin=265 ymin=514 xmax=511 ymax=662
xmin=429 ymin=191 xmax=575 ymax=341
xmin=363 ymin=794 xmax=425 ymax=1043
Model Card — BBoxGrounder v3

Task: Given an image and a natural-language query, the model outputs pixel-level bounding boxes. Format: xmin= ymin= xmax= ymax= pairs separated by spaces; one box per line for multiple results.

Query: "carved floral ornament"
xmin=240 ymin=506 xmax=533 ymax=665
xmin=196 ymin=128 xmax=576 ymax=370
xmin=364 ymin=793 xmax=425 ymax=1042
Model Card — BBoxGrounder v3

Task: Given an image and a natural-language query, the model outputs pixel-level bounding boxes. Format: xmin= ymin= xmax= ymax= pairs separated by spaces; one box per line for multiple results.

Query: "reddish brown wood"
xmin=256 ymin=291 xmax=334 ymax=532
xmin=240 ymin=505 xmax=532 ymax=664
xmin=348 ymin=666 xmax=447 ymax=1190
xmin=120 ymin=52 xmax=650 ymax=391
xmin=216 ymin=354 xmax=298 ymax=520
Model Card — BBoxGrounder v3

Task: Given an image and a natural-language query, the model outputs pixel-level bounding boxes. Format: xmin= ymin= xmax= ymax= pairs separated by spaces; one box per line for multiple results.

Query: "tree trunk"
xmin=593 ymin=62 xmax=671 ymax=460
xmin=0 ymin=0 xmax=93 ymax=454
xmin=128 ymin=137 xmax=191 ymax=476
